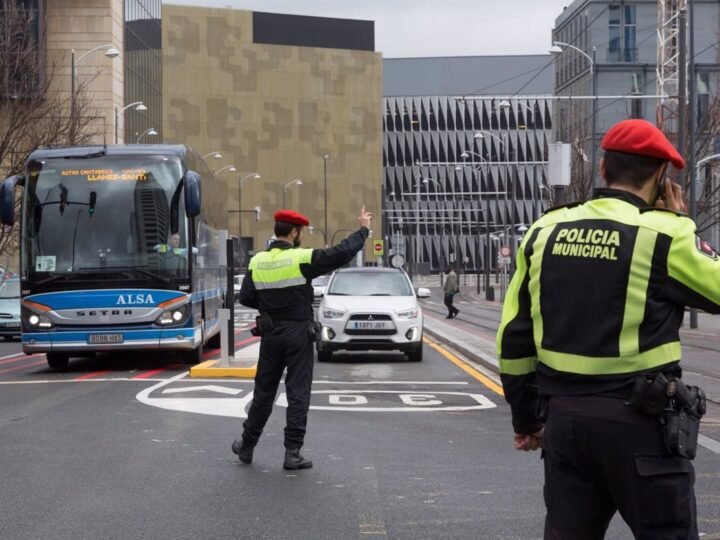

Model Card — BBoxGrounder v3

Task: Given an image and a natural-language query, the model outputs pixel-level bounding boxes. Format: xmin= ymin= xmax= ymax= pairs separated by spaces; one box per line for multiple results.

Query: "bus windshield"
xmin=21 ymin=154 xmax=189 ymax=279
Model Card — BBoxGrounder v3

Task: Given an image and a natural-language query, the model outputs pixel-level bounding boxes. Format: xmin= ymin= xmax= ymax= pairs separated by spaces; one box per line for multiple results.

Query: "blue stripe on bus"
xmin=26 ymin=289 xmax=186 ymax=310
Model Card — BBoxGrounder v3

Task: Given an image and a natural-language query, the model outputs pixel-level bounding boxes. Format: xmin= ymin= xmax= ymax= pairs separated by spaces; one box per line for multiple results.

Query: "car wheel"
xmin=46 ymin=353 xmax=70 ymax=370
xmin=407 ymin=344 xmax=423 ymax=362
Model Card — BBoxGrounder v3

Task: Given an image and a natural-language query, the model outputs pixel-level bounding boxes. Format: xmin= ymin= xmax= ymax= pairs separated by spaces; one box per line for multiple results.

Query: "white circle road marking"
xmin=136 ymin=375 xmax=497 ymax=418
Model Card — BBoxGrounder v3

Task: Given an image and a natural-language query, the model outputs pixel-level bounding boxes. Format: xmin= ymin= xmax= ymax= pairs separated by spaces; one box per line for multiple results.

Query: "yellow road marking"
xmin=424 ymin=337 xmax=504 ymax=396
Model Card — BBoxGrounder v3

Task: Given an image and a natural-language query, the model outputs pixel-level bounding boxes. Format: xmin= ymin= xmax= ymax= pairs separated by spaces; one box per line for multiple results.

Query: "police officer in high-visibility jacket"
xmin=233 ymin=206 xmax=372 ymax=470
xmin=498 ymin=119 xmax=719 ymax=539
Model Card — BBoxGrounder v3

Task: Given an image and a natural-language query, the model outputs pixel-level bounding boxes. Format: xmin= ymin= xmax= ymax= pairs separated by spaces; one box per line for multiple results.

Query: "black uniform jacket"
xmin=498 ymin=189 xmax=720 ymax=434
xmin=239 ymin=227 xmax=369 ymax=321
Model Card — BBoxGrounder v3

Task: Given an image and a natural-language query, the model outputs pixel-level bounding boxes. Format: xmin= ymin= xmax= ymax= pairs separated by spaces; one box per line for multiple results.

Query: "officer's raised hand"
xmin=359 ymin=205 xmax=372 ymax=229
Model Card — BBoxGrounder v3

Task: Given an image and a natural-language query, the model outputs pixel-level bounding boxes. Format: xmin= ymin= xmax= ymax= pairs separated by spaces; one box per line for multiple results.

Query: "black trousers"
xmin=542 ymin=396 xmax=697 ymax=540
xmin=444 ymin=292 xmax=458 ymax=316
xmin=242 ymin=322 xmax=314 ymax=450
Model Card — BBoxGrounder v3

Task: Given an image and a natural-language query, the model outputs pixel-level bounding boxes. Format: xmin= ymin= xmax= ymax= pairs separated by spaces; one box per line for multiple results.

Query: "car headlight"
xmin=396 ymin=308 xmax=419 ymax=319
xmin=322 ymin=308 xmax=345 ymax=319
xmin=22 ymin=300 xmax=54 ymax=329
xmin=155 ymin=296 xmax=191 ymax=326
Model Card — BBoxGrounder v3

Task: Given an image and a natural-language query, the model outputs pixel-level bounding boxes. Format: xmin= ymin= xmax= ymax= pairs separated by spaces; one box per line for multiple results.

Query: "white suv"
xmin=316 ymin=267 xmax=430 ymax=362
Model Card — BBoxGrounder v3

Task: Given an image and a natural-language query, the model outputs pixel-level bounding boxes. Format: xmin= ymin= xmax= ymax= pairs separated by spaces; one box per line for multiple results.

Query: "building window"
xmin=608 ymin=6 xmax=621 ymax=61
xmin=624 ymin=5 xmax=636 ymax=62
xmin=697 ymin=72 xmax=709 ymax=128
xmin=608 ymin=4 xmax=637 ymax=63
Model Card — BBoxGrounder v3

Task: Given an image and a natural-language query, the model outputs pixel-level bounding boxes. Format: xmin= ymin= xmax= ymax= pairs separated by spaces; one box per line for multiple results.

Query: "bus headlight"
xmin=22 ymin=300 xmax=54 ymax=329
xmin=155 ymin=304 xmax=190 ymax=326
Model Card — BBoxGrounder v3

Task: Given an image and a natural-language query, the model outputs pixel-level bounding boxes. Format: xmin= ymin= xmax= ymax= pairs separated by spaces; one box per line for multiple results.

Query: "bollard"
xmin=218 ymin=308 xmax=231 ymax=366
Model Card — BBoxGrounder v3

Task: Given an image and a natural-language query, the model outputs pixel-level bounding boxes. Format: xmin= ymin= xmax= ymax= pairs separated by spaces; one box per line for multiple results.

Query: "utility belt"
xmin=538 ymin=372 xmax=706 ymax=460
xmin=251 ymin=314 xmax=321 ymax=343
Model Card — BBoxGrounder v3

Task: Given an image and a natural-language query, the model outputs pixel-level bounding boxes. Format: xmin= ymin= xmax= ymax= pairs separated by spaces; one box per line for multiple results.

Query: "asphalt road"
xmin=0 ymin=308 xmax=719 ymax=539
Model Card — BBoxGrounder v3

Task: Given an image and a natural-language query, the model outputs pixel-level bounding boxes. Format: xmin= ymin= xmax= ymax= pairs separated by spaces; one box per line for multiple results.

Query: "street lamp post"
xmin=215 ymin=165 xmax=237 ymax=175
xmin=202 ymin=151 xmax=223 ymax=161
xmin=115 ymin=102 xmax=146 ymax=144
xmin=550 ymin=42 xmax=597 ymax=187
xmin=282 ymin=178 xmax=303 ymax=208
xmin=237 ymin=172 xmax=261 ymax=269
xmin=70 ymin=44 xmax=120 ymax=141
xmin=136 ymin=128 xmax=158 ymax=143
xmin=323 ymin=155 xmax=329 ymax=247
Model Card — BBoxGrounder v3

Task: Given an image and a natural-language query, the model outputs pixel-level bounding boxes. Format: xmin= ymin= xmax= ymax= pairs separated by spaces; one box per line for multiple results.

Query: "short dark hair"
xmin=274 ymin=222 xmax=302 ymax=237
xmin=603 ymin=150 xmax=667 ymax=189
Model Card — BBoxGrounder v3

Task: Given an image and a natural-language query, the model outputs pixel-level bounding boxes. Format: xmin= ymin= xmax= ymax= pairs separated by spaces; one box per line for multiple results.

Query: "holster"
xmin=308 ymin=321 xmax=322 ymax=343
xmin=660 ymin=381 xmax=706 ymax=460
xmin=250 ymin=314 xmax=274 ymax=337
xmin=629 ymin=372 xmax=706 ymax=460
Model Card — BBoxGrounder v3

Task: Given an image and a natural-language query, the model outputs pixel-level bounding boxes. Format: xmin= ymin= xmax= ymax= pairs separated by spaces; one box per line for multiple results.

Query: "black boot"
xmin=283 ymin=448 xmax=313 ymax=470
xmin=231 ymin=439 xmax=254 ymax=464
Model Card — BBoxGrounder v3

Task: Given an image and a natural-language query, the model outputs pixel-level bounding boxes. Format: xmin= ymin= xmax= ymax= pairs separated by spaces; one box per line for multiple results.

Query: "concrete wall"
xmin=162 ymin=5 xmax=383 ymax=260
xmin=46 ymin=0 xmax=125 ymax=144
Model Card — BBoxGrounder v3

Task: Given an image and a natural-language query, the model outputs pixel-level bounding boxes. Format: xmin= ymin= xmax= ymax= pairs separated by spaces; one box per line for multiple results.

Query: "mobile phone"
xmin=657 ymin=177 xmax=666 ymax=201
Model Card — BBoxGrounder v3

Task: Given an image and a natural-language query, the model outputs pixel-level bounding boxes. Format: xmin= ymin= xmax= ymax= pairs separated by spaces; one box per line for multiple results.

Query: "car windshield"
xmin=312 ymin=276 xmax=329 ymax=287
xmin=0 ymin=280 xmax=20 ymax=299
xmin=327 ymin=271 xmax=412 ymax=296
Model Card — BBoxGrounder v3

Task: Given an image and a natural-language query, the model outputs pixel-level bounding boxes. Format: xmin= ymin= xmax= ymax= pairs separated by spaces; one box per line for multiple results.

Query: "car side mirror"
xmin=0 ymin=175 xmax=24 ymax=226
xmin=416 ymin=287 xmax=431 ymax=298
xmin=184 ymin=170 xmax=201 ymax=218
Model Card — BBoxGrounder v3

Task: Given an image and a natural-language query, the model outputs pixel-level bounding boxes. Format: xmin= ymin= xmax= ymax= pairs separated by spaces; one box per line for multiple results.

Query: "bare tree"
xmin=0 ymin=3 xmax=101 ymax=257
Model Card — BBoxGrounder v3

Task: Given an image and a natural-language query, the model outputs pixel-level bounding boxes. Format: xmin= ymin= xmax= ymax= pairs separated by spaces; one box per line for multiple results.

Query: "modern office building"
xmin=383 ymin=56 xmax=554 ymax=274
xmin=162 ymin=5 xmax=383 ymax=265
xmin=124 ymin=0 xmax=162 ymax=144
xmin=552 ymin=0 xmax=720 ymax=211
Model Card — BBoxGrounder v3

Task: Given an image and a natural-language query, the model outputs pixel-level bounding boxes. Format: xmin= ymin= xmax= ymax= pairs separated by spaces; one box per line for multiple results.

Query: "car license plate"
xmin=352 ymin=321 xmax=389 ymax=330
xmin=87 ymin=334 xmax=123 ymax=344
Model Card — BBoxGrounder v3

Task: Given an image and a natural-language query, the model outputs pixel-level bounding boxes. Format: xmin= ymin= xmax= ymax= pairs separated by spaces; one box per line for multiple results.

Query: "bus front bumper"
xmin=22 ymin=328 xmax=199 ymax=353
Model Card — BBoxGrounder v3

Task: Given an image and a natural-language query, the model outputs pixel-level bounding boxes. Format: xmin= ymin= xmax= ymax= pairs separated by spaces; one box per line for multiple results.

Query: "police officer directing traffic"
xmin=233 ymin=205 xmax=372 ymax=470
xmin=498 ymin=119 xmax=716 ymax=539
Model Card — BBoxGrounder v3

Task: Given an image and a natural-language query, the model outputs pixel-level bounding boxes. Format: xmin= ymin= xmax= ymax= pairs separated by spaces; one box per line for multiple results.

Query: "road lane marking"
xmin=162 ymin=385 xmax=243 ymax=395
xmin=699 ymin=434 xmax=720 ymax=455
xmin=0 ymin=352 xmax=25 ymax=363
xmin=74 ymin=370 xmax=112 ymax=380
xmin=425 ymin=338 xmax=504 ymax=396
xmin=131 ymin=365 xmax=181 ymax=380
xmin=0 ymin=359 xmax=46 ymax=375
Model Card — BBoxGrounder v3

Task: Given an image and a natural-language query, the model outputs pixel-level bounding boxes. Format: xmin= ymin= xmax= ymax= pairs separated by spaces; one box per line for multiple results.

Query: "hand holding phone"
xmin=656 ymin=178 xmax=686 ymax=213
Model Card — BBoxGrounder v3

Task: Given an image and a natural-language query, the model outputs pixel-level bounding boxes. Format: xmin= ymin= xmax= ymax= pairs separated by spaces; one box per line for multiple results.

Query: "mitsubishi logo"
xmin=368 ymin=315 xmax=374 ymax=321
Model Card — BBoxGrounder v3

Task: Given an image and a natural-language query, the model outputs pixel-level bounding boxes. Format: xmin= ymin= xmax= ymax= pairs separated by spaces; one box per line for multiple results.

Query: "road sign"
xmin=373 ymin=240 xmax=384 ymax=256
xmin=391 ymin=254 xmax=405 ymax=268
xmin=499 ymin=245 xmax=511 ymax=257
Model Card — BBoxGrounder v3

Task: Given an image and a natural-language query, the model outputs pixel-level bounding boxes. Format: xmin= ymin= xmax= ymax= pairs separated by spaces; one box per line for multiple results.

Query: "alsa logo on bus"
xmin=116 ymin=294 xmax=156 ymax=306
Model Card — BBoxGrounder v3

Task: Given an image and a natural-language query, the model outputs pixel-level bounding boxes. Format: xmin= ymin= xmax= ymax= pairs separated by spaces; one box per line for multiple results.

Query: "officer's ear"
xmin=599 ymin=157 xmax=607 ymax=183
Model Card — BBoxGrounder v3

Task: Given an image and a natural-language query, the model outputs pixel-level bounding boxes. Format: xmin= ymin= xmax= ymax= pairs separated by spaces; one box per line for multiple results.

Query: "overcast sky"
xmin=165 ymin=0 xmax=572 ymax=57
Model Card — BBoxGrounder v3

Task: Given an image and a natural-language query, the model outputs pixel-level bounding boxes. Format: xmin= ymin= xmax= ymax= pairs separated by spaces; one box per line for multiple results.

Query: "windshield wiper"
xmin=369 ymin=293 xmax=392 ymax=296
xmin=78 ymin=266 xmax=171 ymax=284
xmin=328 ymin=292 xmax=350 ymax=295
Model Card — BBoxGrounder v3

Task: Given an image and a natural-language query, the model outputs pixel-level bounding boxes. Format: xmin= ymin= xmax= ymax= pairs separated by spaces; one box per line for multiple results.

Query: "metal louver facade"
xmin=383 ymin=95 xmax=553 ymax=273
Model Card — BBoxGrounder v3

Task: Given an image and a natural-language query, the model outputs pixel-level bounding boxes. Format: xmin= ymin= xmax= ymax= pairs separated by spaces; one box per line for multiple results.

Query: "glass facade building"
xmin=124 ymin=0 xmax=162 ymax=143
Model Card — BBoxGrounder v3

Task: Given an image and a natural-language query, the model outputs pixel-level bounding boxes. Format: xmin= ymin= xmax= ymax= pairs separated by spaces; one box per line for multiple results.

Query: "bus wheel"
xmin=46 ymin=353 xmax=69 ymax=370
xmin=183 ymin=343 xmax=204 ymax=365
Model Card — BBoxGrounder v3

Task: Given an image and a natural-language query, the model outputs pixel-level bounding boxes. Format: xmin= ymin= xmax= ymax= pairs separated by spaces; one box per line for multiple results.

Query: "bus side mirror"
xmin=184 ymin=170 xmax=201 ymax=218
xmin=0 ymin=175 xmax=24 ymax=226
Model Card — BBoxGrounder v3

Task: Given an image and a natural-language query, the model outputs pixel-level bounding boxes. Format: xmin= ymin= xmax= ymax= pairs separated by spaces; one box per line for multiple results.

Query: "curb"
xmin=423 ymin=324 xmax=500 ymax=375
xmin=190 ymin=359 xmax=257 ymax=378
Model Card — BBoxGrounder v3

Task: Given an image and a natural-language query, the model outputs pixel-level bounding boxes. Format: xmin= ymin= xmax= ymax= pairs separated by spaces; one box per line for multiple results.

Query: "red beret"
xmin=274 ymin=209 xmax=310 ymax=226
xmin=601 ymin=119 xmax=685 ymax=169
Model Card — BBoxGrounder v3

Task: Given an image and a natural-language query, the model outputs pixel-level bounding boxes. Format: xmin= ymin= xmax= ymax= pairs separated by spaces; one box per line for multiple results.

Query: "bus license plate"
xmin=88 ymin=334 xmax=123 ymax=344
xmin=352 ymin=321 xmax=389 ymax=330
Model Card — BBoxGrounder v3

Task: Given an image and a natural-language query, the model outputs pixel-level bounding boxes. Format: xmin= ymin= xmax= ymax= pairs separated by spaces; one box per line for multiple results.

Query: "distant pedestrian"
xmin=443 ymin=267 xmax=460 ymax=319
